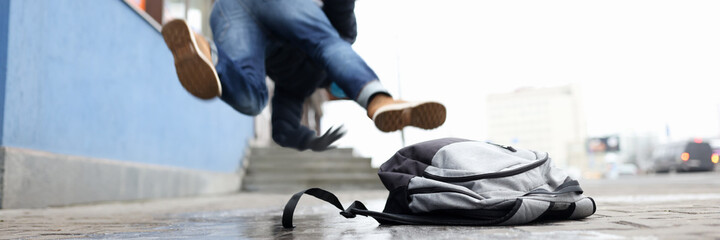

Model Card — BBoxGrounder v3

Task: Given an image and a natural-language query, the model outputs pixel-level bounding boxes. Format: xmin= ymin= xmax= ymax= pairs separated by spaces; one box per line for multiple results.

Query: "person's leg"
xmin=208 ymin=0 xmax=269 ymax=115
xmin=243 ymin=0 xmax=382 ymax=109
xmin=249 ymin=0 xmax=446 ymax=131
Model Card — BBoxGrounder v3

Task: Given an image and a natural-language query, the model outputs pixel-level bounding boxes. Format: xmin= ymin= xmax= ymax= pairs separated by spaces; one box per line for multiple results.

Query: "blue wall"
xmin=0 ymin=0 xmax=9 ymax=145
xmin=1 ymin=0 xmax=254 ymax=172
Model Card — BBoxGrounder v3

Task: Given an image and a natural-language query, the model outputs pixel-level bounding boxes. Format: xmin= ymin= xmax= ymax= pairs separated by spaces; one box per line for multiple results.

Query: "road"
xmin=1 ymin=171 xmax=719 ymax=239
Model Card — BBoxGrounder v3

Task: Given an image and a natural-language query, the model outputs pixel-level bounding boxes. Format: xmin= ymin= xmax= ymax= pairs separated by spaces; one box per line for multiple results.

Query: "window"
xmin=163 ymin=0 xmax=215 ymax=39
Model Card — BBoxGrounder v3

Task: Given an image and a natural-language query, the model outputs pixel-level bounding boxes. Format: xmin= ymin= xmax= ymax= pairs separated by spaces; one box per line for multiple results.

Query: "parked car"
xmin=650 ymin=139 xmax=716 ymax=173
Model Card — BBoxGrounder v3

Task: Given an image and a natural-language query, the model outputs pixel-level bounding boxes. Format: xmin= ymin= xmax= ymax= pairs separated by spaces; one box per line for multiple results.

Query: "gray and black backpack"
xmin=282 ymin=138 xmax=596 ymax=228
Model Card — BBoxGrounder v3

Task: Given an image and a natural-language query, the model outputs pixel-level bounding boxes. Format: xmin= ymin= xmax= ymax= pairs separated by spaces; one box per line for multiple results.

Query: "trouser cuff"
xmin=356 ymin=80 xmax=390 ymax=109
xmin=210 ymin=40 xmax=219 ymax=66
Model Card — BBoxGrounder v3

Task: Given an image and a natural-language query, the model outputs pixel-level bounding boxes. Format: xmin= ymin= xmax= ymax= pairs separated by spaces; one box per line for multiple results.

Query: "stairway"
xmin=241 ymin=146 xmax=384 ymax=192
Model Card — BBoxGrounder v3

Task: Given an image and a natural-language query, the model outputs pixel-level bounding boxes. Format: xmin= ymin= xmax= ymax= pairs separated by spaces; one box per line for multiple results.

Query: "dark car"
xmin=651 ymin=139 xmax=716 ymax=173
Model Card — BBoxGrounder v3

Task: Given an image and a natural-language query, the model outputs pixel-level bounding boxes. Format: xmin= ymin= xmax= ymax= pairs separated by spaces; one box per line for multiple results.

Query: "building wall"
xmin=486 ymin=85 xmax=587 ymax=170
xmin=2 ymin=0 xmax=253 ymax=172
xmin=0 ymin=0 xmax=254 ymax=208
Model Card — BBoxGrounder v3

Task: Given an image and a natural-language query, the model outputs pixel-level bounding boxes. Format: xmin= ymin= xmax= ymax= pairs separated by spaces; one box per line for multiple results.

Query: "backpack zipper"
xmin=422 ymin=156 xmax=548 ymax=182
xmin=407 ymin=187 xmax=484 ymax=200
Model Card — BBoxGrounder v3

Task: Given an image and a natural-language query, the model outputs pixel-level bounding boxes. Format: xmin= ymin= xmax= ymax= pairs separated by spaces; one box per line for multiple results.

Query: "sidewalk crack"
xmin=613 ymin=220 xmax=650 ymax=229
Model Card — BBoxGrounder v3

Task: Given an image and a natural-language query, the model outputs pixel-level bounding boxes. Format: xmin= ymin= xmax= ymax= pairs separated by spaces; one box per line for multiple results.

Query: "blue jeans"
xmin=210 ymin=0 xmax=387 ymax=116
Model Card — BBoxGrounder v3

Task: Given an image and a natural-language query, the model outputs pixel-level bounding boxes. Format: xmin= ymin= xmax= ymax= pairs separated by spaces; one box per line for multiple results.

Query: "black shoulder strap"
xmin=282 ymin=188 xmax=526 ymax=228
xmin=283 ymin=188 xmax=420 ymax=228
xmin=282 ymin=188 xmax=352 ymax=228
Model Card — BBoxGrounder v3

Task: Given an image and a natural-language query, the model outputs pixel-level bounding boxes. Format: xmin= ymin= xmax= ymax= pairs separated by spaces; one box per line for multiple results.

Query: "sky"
xmin=321 ymin=0 xmax=720 ymax=166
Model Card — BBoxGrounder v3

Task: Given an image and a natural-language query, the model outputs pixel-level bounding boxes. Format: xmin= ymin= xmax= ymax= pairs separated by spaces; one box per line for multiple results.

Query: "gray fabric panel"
xmin=408 ymin=192 xmax=516 ymax=213
xmin=500 ymin=199 xmax=551 ymax=225
xmin=463 ymin=161 xmax=554 ymax=198
xmin=430 ymin=141 xmax=542 ymax=171
xmin=408 ymin=177 xmax=484 ymax=199
xmin=407 ymin=177 xmax=513 ymax=213
xmin=425 ymin=141 xmax=553 ymax=180
xmin=570 ymin=197 xmax=596 ymax=219
xmin=424 ymin=156 xmax=570 ymax=201
xmin=409 ymin=192 xmax=484 ymax=213
xmin=407 ymin=177 xmax=482 ymax=213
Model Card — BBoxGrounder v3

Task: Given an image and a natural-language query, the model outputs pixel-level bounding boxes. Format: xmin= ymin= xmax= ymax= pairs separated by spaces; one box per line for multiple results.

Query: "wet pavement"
xmin=2 ymin=171 xmax=720 ymax=239
xmin=90 ymin=199 xmax=622 ymax=240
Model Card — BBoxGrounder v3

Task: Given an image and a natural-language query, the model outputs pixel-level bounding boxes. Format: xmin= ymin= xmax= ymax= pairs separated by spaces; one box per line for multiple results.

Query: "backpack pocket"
xmin=406 ymin=177 xmax=516 ymax=213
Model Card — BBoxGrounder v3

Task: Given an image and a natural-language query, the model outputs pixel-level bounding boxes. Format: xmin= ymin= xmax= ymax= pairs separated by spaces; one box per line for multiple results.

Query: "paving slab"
xmin=1 ymin=172 xmax=720 ymax=239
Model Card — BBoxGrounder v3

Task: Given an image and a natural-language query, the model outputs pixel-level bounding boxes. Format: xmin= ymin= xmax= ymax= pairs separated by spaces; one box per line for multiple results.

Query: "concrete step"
xmin=248 ymin=154 xmax=362 ymax=160
xmin=243 ymin=146 xmax=378 ymax=192
xmin=242 ymin=181 xmax=384 ymax=193
xmin=248 ymin=156 xmax=372 ymax=165
xmin=247 ymin=159 xmax=372 ymax=171
xmin=248 ymin=160 xmax=371 ymax=171
xmin=242 ymin=177 xmax=383 ymax=192
xmin=243 ymin=171 xmax=379 ymax=183
xmin=249 ymin=147 xmax=354 ymax=157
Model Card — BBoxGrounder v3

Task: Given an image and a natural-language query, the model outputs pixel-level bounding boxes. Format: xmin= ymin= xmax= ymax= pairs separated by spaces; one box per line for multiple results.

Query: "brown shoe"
xmin=368 ymin=95 xmax=446 ymax=132
xmin=161 ymin=19 xmax=221 ymax=99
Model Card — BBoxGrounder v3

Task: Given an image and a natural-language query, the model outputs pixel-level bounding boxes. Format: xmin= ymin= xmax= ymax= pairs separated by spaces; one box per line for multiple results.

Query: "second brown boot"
xmin=368 ymin=95 xmax=446 ymax=132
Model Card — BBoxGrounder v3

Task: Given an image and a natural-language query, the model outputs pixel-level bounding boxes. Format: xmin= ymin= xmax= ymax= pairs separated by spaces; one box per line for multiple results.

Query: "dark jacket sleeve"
xmin=271 ymin=87 xmax=316 ymax=151
xmin=323 ymin=0 xmax=357 ymax=44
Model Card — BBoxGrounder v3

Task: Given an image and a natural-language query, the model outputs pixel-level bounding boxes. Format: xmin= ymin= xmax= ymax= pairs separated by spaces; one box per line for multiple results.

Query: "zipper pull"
xmin=505 ymin=145 xmax=517 ymax=152
xmin=486 ymin=142 xmax=517 ymax=152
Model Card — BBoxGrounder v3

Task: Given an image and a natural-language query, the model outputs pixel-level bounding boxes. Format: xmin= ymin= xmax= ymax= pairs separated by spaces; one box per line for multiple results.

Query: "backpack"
xmin=282 ymin=138 xmax=596 ymax=228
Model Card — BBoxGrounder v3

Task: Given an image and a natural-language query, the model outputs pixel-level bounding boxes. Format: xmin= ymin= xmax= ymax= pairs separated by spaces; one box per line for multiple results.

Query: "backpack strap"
xmin=282 ymin=188 xmax=396 ymax=228
xmin=282 ymin=188 xmax=531 ymax=227
xmin=282 ymin=188 xmax=350 ymax=228
xmin=345 ymin=199 xmax=525 ymax=226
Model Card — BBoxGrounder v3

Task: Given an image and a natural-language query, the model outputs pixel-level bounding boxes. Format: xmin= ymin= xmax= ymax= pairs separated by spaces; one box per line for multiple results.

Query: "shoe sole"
xmin=161 ymin=19 xmax=221 ymax=100
xmin=373 ymin=102 xmax=446 ymax=132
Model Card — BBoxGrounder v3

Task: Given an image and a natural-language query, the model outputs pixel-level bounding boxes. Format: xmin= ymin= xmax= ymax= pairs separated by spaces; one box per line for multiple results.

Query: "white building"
xmin=486 ymin=85 xmax=587 ymax=171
